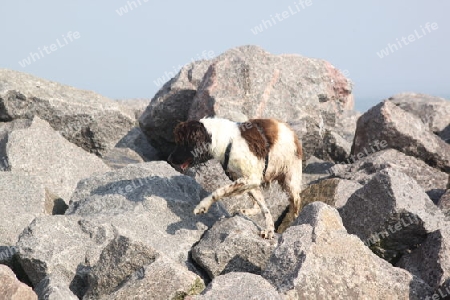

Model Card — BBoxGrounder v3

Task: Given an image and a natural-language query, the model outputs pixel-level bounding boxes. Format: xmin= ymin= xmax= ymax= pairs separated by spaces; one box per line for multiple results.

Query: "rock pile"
xmin=0 ymin=46 xmax=449 ymax=299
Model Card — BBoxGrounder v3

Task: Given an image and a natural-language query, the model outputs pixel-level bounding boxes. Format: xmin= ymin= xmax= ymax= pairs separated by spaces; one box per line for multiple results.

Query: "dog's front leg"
xmin=193 ymin=177 xmax=260 ymax=215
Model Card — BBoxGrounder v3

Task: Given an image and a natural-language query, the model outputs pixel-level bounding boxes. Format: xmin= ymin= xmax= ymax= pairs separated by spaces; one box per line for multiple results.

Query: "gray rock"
xmin=438 ymin=190 xmax=450 ymax=218
xmin=140 ymin=45 xmax=354 ymax=158
xmin=83 ymin=235 xmax=160 ymax=299
xmin=1 ymin=116 xmax=110 ymax=203
xmin=192 ymin=216 xmax=277 ymax=279
xmin=34 ymin=275 xmax=78 ymax=300
xmin=300 ymin=178 xmax=362 ymax=209
xmin=263 ymin=202 xmax=433 ymax=299
xmin=0 ymin=264 xmax=37 ymax=300
xmin=17 ymin=216 xmax=116 ymax=289
xmin=93 ymin=243 xmax=205 ymax=300
xmin=0 ymin=69 xmax=135 ymax=156
xmin=114 ymin=126 xmax=160 ymax=161
xmin=339 ymin=168 xmax=445 ymax=263
xmin=192 ymin=272 xmax=282 ymax=300
xmin=139 ymin=60 xmax=212 ymax=158
xmin=397 ymin=229 xmax=450 ymax=290
xmin=67 ymin=161 xmax=226 ymax=267
xmin=114 ymin=98 xmax=150 ymax=120
xmin=102 ymin=147 xmax=146 ymax=169
xmin=301 ymin=155 xmax=334 ymax=189
xmin=387 ymin=93 xmax=450 ymax=133
xmin=440 ymin=124 xmax=450 ymax=143
xmin=0 ymin=172 xmax=45 ymax=247
xmin=352 ymin=100 xmax=450 ymax=172
xmin=331 ymin=149 xmax=449 ymax=202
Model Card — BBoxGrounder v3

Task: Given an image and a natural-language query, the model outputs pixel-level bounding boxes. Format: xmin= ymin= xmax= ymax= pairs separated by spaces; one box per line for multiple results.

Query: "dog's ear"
xmin=173 ymin=121 xmax=211 ymax=146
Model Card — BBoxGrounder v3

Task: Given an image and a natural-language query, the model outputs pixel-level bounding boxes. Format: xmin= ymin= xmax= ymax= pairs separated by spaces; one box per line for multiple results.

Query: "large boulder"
xmin=0 ymin=69 xmax=135 ymax=156
xmin=387 ymin=93 xmax=450 ymax=133
xmin=0 ymin=265 xmax=37 ymax=300
xmin=331 ymin=149 xmax=449 ymax=203
xmin=0 ymin=116 xmax=110 ymax=203
xmin=139 ymin=45 xmax=354 ymax=158
xmin=339 ymin=168 xmax=445 ymax=263
xmin=263 ymin=202 xmax=433 ymax=299
xmin=352 ymin=100 xmax=450 ymax=172
xmin=192 ymin=272 xmax=282 ymax=300
xmin=191 ymin=215 xmax=277 ymax=279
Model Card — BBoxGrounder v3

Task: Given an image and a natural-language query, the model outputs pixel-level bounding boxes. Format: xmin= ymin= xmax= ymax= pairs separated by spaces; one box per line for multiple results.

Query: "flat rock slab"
xmin=352 ymin=100 xmax=450 ymax=172
xmin=263 ymin=202 xmax=433 ymax=299
xmin=0 ymin=69 xmax=135 ymax=156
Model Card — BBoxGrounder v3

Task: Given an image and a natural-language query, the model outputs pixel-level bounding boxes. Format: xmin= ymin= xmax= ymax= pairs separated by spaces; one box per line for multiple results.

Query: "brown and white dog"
xmin=168 ymin=117 xmax=303 ymax=239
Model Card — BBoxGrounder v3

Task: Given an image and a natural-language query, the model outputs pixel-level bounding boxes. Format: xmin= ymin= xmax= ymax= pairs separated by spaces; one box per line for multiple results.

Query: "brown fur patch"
xmin=239 ymin=119 xmax=278 ymax=159
xmin=173 ymin=121 xmax=211 ymax=147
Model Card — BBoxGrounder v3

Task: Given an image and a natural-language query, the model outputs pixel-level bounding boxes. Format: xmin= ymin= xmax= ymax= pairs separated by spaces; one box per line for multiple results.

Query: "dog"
xmin=167 ymin=117 xmax=303 ymax=239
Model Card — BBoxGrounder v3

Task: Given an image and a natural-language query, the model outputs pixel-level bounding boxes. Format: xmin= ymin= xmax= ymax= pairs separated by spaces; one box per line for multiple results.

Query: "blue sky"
xmin=1 ymin=1 xmax=448 ymax=112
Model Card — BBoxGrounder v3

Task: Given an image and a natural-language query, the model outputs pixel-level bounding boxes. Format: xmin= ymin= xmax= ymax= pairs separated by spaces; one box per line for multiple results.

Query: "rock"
xmin=387 ymin=93 xmax=450 ymax=133
xmin=34 ymin=275 xmax=78 ymax=300
xmin=89 ymin=238 xmax=205 ymax=300
xmin=263 ymin=202 xmax=433 ymax=299
xmin=191 ymin=272 xmax=282 ymax=300
xmin=301 ymin=155 xmax=334 ymax=189
xmin=17 ymin=216 xmax=116 ymax=291
xmin=440 ymin=124 xmax=450 ymax=143
xmin=140 ymin=45 xmax=354 ymax=158
xmin=0 ymin=173 xmax=45 ymax=247
xmin=139 ymin=60 xmax=212 ymax=158
xmin=0 ymin=69 xmax=135 ymax=156
xmin=397 ymin=229 xmax=450 ymax=290
xmin=66 ymin=161 xmax=225 ymax=267
xmin=339 ymin=168 xmax=445 ymax=263
xmin=114 ymin=126 xmax=161 ymax=161
xmin=114 ymin=98 xmax=150 ymax=120
xmin=1 ymin=116 xmax=110 ymax=203
xmin=438 ymin=190 xmax=450 ymax=218
xmin=331 ymin=149 xmax=449 ymax=203
xmin=0 ymin=265 xmax=37 ymax=300
xmin=102 ymin=147 xmax=146 ymax=169
xmin=191 ymin=216 xmax=277 ymax=279
xmin=300 ymin=178 xmax=362 ymax=209
xmin=352 ymin=100 xmax=450 ymax=172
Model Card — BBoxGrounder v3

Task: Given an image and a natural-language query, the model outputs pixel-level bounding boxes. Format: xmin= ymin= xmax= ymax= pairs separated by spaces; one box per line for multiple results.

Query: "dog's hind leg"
xmin=247 ymin=188 xmax=274 ymax=239
xmin=277 ymin=160 xmax=303 ymax=233
xmin=193 ymin=177 xmax=260 ymax=215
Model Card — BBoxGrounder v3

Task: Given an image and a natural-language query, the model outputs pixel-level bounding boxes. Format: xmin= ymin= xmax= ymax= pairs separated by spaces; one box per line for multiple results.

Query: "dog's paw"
xmin=260 ymin=228 xmax=275 ymax=239
xmin=239 ymin=207 xmax=260 ymax=216
xmin=193 ymin=198 xmax=212 ymax=215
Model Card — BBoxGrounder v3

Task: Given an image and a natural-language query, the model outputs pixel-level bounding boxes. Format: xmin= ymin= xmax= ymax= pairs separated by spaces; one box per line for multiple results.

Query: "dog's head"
xmin=168 ymin=120 xmax=212 ymax=172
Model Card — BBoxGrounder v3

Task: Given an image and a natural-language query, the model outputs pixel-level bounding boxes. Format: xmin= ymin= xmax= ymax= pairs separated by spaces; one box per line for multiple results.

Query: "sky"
xmin=0 ymin=1 xmax=448 ymax=112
